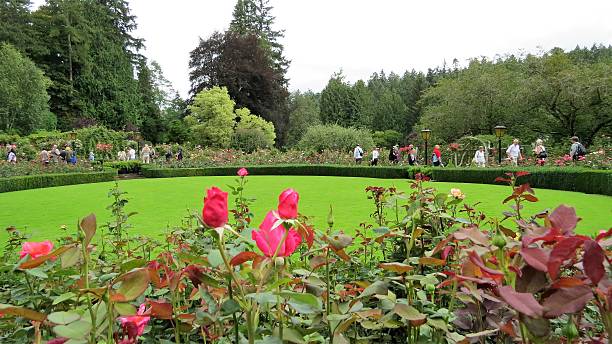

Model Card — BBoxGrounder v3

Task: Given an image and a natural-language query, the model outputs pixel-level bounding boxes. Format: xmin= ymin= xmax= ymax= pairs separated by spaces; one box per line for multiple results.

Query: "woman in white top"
xmin=7 ymin=148 xmax=17 ymax=163
xmin=474 ymin=146 xmax=486 ymax=167
xmin=506 ymin=139 xmax=522 ymax=166
xmin=533 ymin=139 xmax=547 ymax=166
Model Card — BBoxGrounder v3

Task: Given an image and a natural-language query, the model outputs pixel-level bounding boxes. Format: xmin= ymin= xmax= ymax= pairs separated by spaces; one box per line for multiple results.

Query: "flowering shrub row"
xmin=0 ymin=168 xmax=609 ymax=343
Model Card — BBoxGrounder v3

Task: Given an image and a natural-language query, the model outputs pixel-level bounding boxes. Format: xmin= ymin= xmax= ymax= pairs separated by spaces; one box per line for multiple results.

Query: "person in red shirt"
xmin=432 ymin=145 xmax=442 ymax=166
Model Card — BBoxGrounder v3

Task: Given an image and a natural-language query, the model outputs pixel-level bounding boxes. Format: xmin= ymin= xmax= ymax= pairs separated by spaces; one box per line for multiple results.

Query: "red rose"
xmin=202 ymin=187 xmax=228 ymax=228
xmin=278 ymin=188 xmax=299 ymax=219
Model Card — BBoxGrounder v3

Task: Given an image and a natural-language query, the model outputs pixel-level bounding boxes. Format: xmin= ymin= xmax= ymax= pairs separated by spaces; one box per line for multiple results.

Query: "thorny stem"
xmin=82 ymin=241 xmax=96 ymax=343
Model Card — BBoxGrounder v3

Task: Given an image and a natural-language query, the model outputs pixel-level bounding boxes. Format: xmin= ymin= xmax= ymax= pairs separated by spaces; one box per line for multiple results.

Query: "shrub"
xmin=232 ymin=128 xmax=274 ymax=153
xmin=105 ymin=160 xmax=142 ymax=174
xmin=298 ymin=124 xmax=375 ymax=153
xmin=372 ymin=130 xmax=403 ymax=148
xmin=0 ymin=170 xmax=116 ymax=193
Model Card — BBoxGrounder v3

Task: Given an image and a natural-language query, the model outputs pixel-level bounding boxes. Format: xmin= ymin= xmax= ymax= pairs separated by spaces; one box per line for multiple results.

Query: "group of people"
xmin=352 ymin=136 xmax=588 ymax=167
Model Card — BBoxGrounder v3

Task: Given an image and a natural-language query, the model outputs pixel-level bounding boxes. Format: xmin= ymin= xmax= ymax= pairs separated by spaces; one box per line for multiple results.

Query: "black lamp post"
xmin=494 ymin=125 xmax=507 ymax=164
xmin=133 ymin=131 xmax=142 ymax=157
xmin=421 ymin=129 xmax=432 ymax=165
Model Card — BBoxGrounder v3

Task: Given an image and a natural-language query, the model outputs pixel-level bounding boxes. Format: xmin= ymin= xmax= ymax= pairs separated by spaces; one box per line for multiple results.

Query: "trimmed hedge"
xmin=142 ymin=164 xmax=413 ymax=179
xmin=142 ymin=165 xmax=612 ymax=196
xmin=423 ymin=167 xmax=612 ymax=196
xmin=105 ymin=161 xmax=143 ymax=174
xmin=0 ymin=170 xmax=117 ymax=193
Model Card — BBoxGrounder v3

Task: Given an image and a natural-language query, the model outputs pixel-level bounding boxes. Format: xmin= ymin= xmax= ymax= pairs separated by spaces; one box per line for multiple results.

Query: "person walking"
xmin=474 ymin=146 xmax=486 ymax=167
xmin=408 ymin=148 xmax=418 ymax=166
xmin=7 ymin=147 xmax=17 ymax=163
xmin=570 ymin=136 xmax=586 ymax=161
xmin=177 ymin=147 xmax=184 ymax=161
xmin=165 ymin=149 xmax=172 ymax=163
xmin=533 ymin=139 xmax=547 ymax=166
xmin=370 ymin=147 xmax=380 ymax=166
xmin=40 ymin=148 xmax=49 ymax=165
xmin=88 ymin=151 xmax=95 ymax=162
xmin=50 ymin=145 xmax=60 ymax=163
xmin=128 ymin=147 xmax=136 ymax=161
xmin=353 ymin=144 xmax=364 ymax=164
xmin=432 ymin=145 xmax=442 ymax=167
xmin=117 ymin=149 xmax=127 ymax=161
xmin=506 ymin=139 xmax=522 ymax=166
xmin=141 ymin=144 xmax=151 ymax=164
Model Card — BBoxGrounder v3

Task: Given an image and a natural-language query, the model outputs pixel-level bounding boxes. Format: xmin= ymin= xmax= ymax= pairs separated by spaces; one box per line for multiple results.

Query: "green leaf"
xmin=26 ymin=267 xmax=48 ymax=279
xmin=427 ymin=318 xmax=448 ymax=332
xmin=53 ymin=320 xmax=92 ymax=339
xmin=221 ymin=299 xmax=241 ymax=315
xmin=61 ymin=246 xmax=81 ymax=268
xmin=281 ymin=292 xmax=322 ymax=314
xmin=359 ymin=280 xmax=388 ymax=298
xmin=247 ymin=292 xmax=277 ymax=306
xmin=112 ymin=268 xmax=150 ymax=302
xmin=120 ymin=259 xmax=146 ymax=272
xmin=48 ymin=311 xmax=81 ymax=325
xmin=207 ymin=249 xmax=224 ymax=268
xmin=114 ymin=302 xmax=137 ymax=316
xmin=394 ymin=303 xmax=426 ymax=322
xmin=53 ymin=292 xmax=77 ymax=305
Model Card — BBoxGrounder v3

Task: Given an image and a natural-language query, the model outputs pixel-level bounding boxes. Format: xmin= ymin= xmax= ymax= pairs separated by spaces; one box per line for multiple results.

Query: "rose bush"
xmin=0 ymin=168 xmax=609 ymax=343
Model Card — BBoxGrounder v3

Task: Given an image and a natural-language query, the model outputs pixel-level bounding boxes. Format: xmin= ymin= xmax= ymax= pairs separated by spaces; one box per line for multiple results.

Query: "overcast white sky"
xmin=31 ymin=0 xmax=612 ymax=97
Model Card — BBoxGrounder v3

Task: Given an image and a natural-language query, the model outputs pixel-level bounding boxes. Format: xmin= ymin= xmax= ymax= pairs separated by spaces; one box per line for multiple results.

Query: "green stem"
xmin=277 ymin=268 xmax=283 ymax=341
xmin=107 ymin=289 xmax=114 ymax=344
xmin=228 ymin=276 xmax=239 ymax=344
xmin=82 ymin=242 xmax=96 ymax=343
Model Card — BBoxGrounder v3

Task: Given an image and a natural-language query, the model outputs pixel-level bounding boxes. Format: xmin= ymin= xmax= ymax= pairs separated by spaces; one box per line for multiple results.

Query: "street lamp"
xmin=494 ymin=125 xmax=507 ymax=164
xmin=133 ymin=132 xmax=142 ymax=156
xmin=421 ymin=129 xmax=432 ymax=165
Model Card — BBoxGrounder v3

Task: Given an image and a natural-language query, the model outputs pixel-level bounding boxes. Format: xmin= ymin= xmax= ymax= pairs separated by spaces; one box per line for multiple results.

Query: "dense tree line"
xmin=0 ymin=0 xmax=177 ymax=142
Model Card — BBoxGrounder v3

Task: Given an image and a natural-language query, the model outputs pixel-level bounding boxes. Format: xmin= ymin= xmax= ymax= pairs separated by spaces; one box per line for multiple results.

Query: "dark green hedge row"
xmin=105 ymin=161 xmax=142 ymax=174
xmin=142 ymin=165 xmax=612 ymax=196
xmin=421 ymin=167 xmax=612 ymax=196
xmin=0 ymin=170 xmax=117 ymax=193
xmin=142 ymin=164 xmax=413 ymax=179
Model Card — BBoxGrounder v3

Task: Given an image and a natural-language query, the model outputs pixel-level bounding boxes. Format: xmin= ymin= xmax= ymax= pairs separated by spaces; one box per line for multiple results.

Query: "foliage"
xmin=297 ymin=124 xmax=375 ymax=153
xmin=373 ymin=130 xmax=404 ymax=148
xmin=286 ymin=91 xmax=321 ymax=146
xmin=0 ymin=43 xmax=53 ymax=135
xmin=188 ymin=87 xmax=237 ymax=148
xmin=188 ymin=31 xmax=289 ymax=144
xmin=235 ymin=107 xmax=276 ymax=147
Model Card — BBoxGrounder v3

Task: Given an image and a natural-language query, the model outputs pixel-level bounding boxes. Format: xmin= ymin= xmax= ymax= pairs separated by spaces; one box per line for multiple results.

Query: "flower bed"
xmin=0 ymin=169 xmax=609 ymax=343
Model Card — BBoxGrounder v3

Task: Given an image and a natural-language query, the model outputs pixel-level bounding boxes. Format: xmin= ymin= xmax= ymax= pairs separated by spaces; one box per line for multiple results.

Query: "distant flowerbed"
xmin=0 ymin=161 xmax=96 ymax=178
xmin=0 ymin=168 xmax=610 ymax=343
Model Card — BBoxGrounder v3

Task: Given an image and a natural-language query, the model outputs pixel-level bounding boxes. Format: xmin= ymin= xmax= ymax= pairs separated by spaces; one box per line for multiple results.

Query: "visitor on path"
xmin=40 ymin=148 xmax=49 ymax=165
xmin=506 ymin=139 xmax=522 ymax=166
xmin=128 ymin=147 xmax=136 ymax=161
xmin=165 ymin=149 xmax=172 ymax=163
xmin=50 ymin=145 xmax=60 ymax=163
xmin=570 ymin=136 xmax=586 ymax=161
xmin=7 ymin=148 xmax=16 ymax=163
xmin=177 ymin=148 xmax=184 ymax=161
xmin=353 ymin=144 xmax=364 ymax=164
xmin=117 ymin=149 xmax=127 ymax=161
xmin=389 ymin=145 xmax=399 ymax=164
xmin=59 ymin=147 xmax=67 ymax=162
xmin=474 ymin=146 xmax=486 ymax=167
xmin=371 ymin=147 xmax=380 ymax=166
xmin=66 ymin=146 xmax=76 ymax=164
xmin=408 ymin=148 xmax=417 ymax=166
xmin=533 ymin=139 xmax=547 ymax=165
xmin=88 ymin=151 xmax=95 ymax=162
xmin=432 ymin=145 xmax=442 ymax=167
xmin=141 ymin=144 xmax=151 ymax=164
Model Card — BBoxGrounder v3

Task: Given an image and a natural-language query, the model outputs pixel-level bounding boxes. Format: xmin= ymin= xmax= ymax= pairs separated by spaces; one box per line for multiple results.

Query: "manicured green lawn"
xmin=0 ymin=176 xmax=610 ymax=244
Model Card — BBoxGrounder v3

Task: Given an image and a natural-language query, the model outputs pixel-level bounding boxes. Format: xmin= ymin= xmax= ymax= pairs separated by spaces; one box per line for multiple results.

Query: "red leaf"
xmin=498 ymin=286 xmax=543 ymax=317
xmin=547 ymin=237 xmax=585 ymax=280
xmin=515 ymin=171 xmax=530 ymax=177
xmin=147 ymin=299 xmax=173 ymax=319
xmin=230 ymin=252 xmax=258 ymax=266
xmin=503 ymin=194 xmax=517 ymax=204
xmin=520 ymin=247 xmax=549 ymax=272
xmin=583 ymin=240 xmax=605 ymax=285
xmin=550 ymin=277 xmax=585 ymax=289
xmin=495 ymin=177 xmax=511 ymax=184
xmin=548 ymin=205 xmax=581 ymax=235
xmin=522 ymin=194 xmax=538 ymax=202
xmin=454 ymin=227 xmax=490 ymax=246
xmin=542 ymin=286 xmax=593 ymax=317
xmin=468 ymin=251 xmax=504 ymax=276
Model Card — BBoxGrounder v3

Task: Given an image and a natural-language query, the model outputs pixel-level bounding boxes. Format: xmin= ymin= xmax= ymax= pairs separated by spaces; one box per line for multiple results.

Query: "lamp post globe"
xmin=494 ymin=126 xmax=506 ymax=164
xmin=420 ymin=129 xmax=432 ymax=165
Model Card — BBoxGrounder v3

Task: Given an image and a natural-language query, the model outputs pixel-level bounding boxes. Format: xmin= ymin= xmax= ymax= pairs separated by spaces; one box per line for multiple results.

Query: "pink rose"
xmin=252 ymin=211 xmax=301 ymax=257
xmin=202 ymin=187 xmax=228 ymax=228
xmin=119 ymin=304 xmax=150 ymax=340
xmin=278 ymin=188 xmax=299 ymax=219
xmin=20 ymin=240 xmax=54 ymax=259
xmin=237 ymin=168 xmax=249 ymax=177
